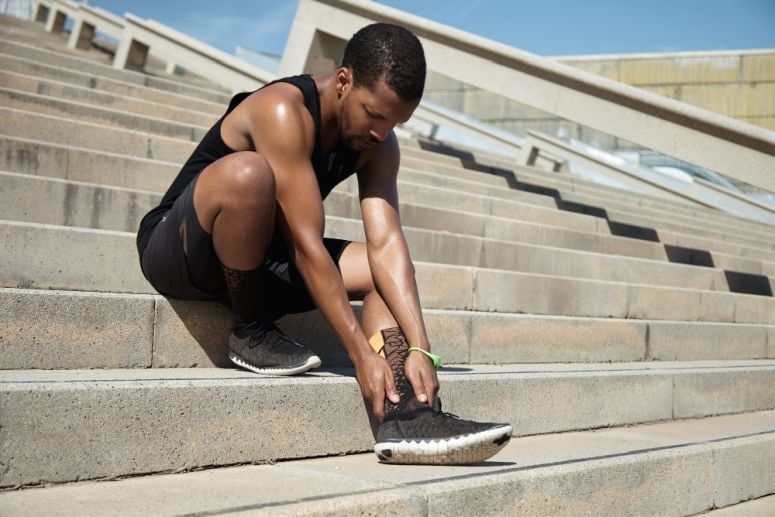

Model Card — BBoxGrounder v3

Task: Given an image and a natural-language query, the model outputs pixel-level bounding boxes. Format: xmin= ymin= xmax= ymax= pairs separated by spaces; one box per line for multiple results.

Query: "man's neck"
xmin=313 ymin=73 xmax=342 ymax=155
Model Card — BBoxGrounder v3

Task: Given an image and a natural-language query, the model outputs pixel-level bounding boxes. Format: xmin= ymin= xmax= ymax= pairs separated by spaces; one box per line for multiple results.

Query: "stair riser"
xmin=1 ymin=172 xmax=740 ymax=291
xmin=0 ymin=108 xmax=196 ymax=162
xmin=0 ymin=88 xmax=207 ymax=142
xmin=0 ymin=52 xmax=224 ymax=115
xmin=0 ymin=38 xmax=231 ymax=103
xmin=2 ymin=366 xmax=774 ymax=487
xmin=3 ymin=287 xmax=773 ymax=370
xmin=4 ymin=223 xmax=775 ymax=323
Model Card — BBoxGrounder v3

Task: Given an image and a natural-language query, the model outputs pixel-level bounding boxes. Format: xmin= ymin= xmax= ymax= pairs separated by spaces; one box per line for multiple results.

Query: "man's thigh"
xmin=141 ymin=173 xmax=225 ymax=300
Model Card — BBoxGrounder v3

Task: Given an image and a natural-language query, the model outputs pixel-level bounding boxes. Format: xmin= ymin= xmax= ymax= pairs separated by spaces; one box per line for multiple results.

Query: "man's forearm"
xmin=367 ymin=236 xmax=431 ymax=351
xmin=294 ymin=247 xmax=372 ymax=362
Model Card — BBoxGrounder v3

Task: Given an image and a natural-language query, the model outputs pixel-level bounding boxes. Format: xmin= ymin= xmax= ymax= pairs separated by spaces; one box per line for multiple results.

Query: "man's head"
xmin=335 ymin=23 xmax=426 ymax=151
xmin=341 ymin=23 xmax=426 ymax=102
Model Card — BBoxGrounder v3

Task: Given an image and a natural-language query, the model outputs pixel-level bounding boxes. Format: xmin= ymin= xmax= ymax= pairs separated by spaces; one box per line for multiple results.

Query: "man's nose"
xmin=369 ymin=126 xmax=391 ymax=142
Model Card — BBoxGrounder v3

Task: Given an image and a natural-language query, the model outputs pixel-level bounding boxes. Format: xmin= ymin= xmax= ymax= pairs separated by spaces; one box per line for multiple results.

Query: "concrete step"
xmin=0 ymin=107 xmax=196 ymax=162
xmin=0 ymin=16 xmax=233 ymax=95
xmin=0 ymin=134 xmax=664 ymax=260
xmin=0 ymin=117 xmax=611 ymax=233
xmin=1 ymin=135 xmax=773 ymax=276
xmin=0 ymin=86 xmax=207 ymax=141
xmin=2 ymin=286 xmax=772 ymax=370
xmin=6 ymin=170 xmax=759 ymax=294
xmin=6 ymin=102 xmax=775 ymax=251
xmin=0 ymin=52 xmax=225 ymax=115
xmin=1 ymin=409 xmax=773 ymax=514
xmin=397 ymin=164 xmax=775 ymax=251
xmin=13 ymin=70 xmax=763 ymax=245
xmin=0 ymin=37 xmax=231 ymax=103
xmin=1 ymin=361 xmax=774 ymax=487
xmin=4 ymin=135 xmax=773 ymax=278
xmin=406 ymin=154 xmax=775 ymax=236
xmin=705 ymin=494 xmax=775 ymax=515
xmin=0 ymin=69 xmax=219 ymax=127
xmin=2 ymin=220 xmax=774 ymax=323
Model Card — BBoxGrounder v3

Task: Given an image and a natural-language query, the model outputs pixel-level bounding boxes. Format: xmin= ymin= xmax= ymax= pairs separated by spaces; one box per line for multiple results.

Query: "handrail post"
xmin=33 ymin=1 xmax=50 ymax=23
xmin=43 ymin=6 xmax=66 ymax=33
xmin=67 ymin=15 xmax=96 ymax=50
xmin=113 ymin=29 xmax=148 ymax=71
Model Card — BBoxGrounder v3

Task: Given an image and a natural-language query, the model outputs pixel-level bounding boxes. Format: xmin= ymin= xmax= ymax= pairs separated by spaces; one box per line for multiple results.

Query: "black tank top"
xmin=136 ymin=74 xmax=360 ymax=255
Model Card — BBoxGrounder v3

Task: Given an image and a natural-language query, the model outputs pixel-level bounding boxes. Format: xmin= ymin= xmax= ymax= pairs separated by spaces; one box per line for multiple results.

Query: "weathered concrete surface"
xmin=0 ymin=107 xmax=196 ymax=163
xmin=469 ymin=313 xmax=647 ymax=363
xmin=0 ymin=136 xmax=179 ymax=191
xmin=3 ymin=410 xmax=774 ymax=515
xmin=5 ymin=220 xmax=775 ymax=322
xmin=0 ymin=37 xmax=231 ymax=103
xmin=707 ymin=494 xmax=775 ymax=515
xmin=2 ymin=169 xmax=770 ymax=296
xmin=673 ymin=368 xmax=775 ymax=418
xmin=5 ymin=285 xmax=772 ymax=369
xmin=0 ymin=69 xmax=217 ymax=127
xmin=0 ymin=87 xmax=207 ymax=141
xmin=2 ymin=362 xmax=774 ymax=487
xmin=648 ymin=321 xmax=770 ymax=361
xmin=0 ymin=52 xmax=224 ymax=114
xmin=712 ymin=434 xmax=775 ymax=509
xmin=0 ymin=170 xmax=159 ymax=233
xmin=0 ymin=288 xmax=154 ymax=369
xmin=0 ymin=221 xmax=151 ymax=293
xmin=472 ymin=268 xmax=628 ymax=317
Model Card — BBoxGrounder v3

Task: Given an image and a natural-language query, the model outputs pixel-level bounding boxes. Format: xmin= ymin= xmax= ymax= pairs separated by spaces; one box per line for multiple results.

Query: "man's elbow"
xmin=368 ymin=234 xmax=415 ymax=274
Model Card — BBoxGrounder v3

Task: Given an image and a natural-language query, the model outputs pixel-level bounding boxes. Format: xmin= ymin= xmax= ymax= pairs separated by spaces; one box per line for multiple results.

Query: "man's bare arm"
xmin=358 ymin=132 xmax=439 ymax=404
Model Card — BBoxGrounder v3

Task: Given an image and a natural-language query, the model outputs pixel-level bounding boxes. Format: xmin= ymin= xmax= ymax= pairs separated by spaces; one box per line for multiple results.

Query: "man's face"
xmin=337 ymin=69 xmax=420 ymax=151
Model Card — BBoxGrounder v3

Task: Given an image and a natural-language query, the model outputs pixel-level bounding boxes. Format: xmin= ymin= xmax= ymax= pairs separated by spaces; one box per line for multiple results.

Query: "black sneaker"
xmin=228 ymin=321 xmax=321 ymax=376
xmin=374 ymin=402 xmax=512 ymax=465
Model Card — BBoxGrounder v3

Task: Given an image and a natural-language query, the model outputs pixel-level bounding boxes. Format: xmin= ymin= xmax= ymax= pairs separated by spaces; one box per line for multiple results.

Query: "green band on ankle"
xmin=408 ymin=347 xmax=442 ymax=370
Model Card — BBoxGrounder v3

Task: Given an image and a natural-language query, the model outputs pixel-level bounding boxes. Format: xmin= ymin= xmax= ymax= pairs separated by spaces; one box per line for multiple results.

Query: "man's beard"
xmin=340 ymin=130 xmax=376 ymax=152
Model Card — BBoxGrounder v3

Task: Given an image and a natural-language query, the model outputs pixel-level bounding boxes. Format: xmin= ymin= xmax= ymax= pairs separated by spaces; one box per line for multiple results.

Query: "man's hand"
xmin=405 ymin=350 xmax=439 ymax=407
xmin=355 ymin=352 xmax=400 ymax=422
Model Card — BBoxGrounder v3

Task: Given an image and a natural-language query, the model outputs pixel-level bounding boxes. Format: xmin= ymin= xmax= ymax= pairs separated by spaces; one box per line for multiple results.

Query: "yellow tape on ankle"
xmin=408 ymin=348 xmax=442 ymax=370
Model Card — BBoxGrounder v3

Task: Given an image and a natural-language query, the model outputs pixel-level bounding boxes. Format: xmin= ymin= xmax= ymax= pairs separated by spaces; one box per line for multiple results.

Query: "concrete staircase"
xmin=1 ymin=14 xmax=774 ymax=516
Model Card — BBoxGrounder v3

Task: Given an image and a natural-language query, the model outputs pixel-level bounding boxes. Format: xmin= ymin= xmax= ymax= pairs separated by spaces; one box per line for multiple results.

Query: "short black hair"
xmin=340 ymin=23 xmax=426 ymax=102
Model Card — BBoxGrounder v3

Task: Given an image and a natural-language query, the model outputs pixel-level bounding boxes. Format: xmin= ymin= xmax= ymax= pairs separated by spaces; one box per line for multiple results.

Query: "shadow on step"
xmin=165 ymin=299 xmax=354 ymax=368
xmin=417 ymin=139 xmax=774 ymax=298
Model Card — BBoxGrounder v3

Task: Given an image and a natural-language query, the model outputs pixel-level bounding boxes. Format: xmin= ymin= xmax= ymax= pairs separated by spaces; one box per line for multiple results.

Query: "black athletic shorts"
xmin=138 ymin=172 xmax=352 ymax=318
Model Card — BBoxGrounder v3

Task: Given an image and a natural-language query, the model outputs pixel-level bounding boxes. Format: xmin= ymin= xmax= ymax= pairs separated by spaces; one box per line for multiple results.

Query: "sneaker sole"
xmin=374 ymin=424 xmax=512 ymax=465
xmin=228 ymin=351 xmax=322 ymax=376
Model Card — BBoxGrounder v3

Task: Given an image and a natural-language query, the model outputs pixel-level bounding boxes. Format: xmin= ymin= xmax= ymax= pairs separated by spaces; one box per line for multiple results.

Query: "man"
xmin=136 ymin=23 xmax=511 ymax=464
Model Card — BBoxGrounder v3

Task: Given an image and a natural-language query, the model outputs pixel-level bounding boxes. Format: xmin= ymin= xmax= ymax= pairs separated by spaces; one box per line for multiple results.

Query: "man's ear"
xmin=335 ymin=67 xmax=352 ymax=98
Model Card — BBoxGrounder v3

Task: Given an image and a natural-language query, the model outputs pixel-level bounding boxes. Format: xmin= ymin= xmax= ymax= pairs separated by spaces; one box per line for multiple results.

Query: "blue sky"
xmin=90 ymin=0 xmax=775 ymax=57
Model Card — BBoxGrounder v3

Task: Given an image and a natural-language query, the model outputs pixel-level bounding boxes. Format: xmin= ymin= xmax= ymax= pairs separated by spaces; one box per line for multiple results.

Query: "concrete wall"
xmin=424 ymin=50 xmax=775 ymax=150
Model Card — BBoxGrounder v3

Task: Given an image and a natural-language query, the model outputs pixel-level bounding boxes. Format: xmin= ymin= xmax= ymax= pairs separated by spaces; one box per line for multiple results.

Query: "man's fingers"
xmin=423 ymin=371 xmax=438 ymax=406
xmin=385 ymin=374 xmax=400 ymax=404
xmin=372 ymin=389 xmax=385 ymax=422
xmin=408 ymin=368 xmax=428 ymax=403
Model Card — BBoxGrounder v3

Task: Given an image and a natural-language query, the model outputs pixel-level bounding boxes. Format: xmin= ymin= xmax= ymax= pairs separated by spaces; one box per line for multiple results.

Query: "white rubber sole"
xmin=229 ymin=352 xmax=322 ymax=376
xmin=375 ymin=424 xmax=512 ymax=465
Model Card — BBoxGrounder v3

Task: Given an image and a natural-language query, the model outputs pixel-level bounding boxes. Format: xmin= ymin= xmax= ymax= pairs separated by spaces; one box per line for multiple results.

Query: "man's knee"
xmin=223 ymin=152 xmax=276 ymax=202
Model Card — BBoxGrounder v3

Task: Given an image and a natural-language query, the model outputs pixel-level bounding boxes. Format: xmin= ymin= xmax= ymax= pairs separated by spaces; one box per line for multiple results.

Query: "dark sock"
xmin=369 ymin=326 xmax=421 ymax=419
xmin=221 ymin=263 xmax=269 ymax=332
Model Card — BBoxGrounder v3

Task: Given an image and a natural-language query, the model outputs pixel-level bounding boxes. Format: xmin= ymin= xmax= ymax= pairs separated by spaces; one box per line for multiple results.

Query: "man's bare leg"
xmin=337 ymin=242 xmax=398 ymax=338
xmin=193 ymin=151 xmax=276 ymax=271
xmin=338 ymin=242 xmax=512 ymax=464
xmin=193 ymin=151 xmax=321 ymax=374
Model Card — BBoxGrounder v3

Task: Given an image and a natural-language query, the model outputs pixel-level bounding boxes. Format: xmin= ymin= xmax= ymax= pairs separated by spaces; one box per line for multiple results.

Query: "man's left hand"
xmin=405 ymin=349 xmax=439 ymax=406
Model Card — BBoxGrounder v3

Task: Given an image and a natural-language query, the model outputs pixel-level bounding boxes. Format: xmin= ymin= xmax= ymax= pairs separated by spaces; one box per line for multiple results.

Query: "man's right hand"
xmin=355 ymin=352 xmax=400 ymax=422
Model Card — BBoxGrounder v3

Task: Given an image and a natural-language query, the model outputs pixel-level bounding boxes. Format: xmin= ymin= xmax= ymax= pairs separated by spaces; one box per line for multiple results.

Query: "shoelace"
xmin=240 ymin=322 xmax=300 ymax=351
